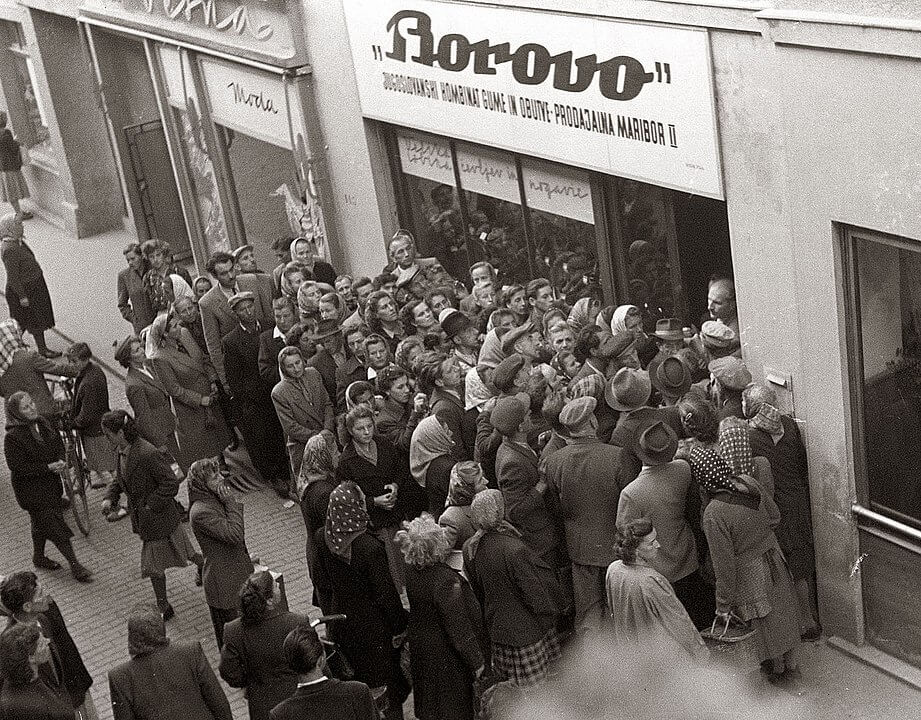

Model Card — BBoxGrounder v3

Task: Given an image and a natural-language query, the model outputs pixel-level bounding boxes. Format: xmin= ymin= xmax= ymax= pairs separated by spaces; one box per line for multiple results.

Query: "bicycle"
xmin=46 ymin=375 xmax=91 ymax=537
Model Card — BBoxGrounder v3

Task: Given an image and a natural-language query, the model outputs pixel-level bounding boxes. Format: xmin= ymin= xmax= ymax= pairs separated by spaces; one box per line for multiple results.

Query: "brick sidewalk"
xmin=0 ymin=372 xmax=316 ymax=720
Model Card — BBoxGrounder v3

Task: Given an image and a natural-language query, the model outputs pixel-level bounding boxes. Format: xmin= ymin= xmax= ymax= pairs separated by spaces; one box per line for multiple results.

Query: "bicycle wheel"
xmin=65 ymin=445 xmax=91 ymax=536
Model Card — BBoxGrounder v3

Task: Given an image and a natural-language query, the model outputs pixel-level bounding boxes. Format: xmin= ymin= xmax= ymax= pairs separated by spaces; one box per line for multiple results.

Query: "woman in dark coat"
xmin=409 ymin=415 xmax=456 ymax=519
xmin=0 ymin=214 xmax=57 ymax=356
xmin=0 ymin=112 xmax=31 ymax=219
xmin=337 ymin=405 xmax=409 ymax=591
xmin=314 ymin=481 xmax=409 ymax=720
xmin=147 ymin=310 xmax=230 ymax=466
xmin=396 ymin=515 xmax=485 ymax=720
xmin=3 ymin=392 xmax=92 ymax=581
xmin=219 ymin=570 xmax=311 ymax=720
xmin=101 ymin=410 xmax=203 ymax=620
xmin=297 ymin=431 xmax=339 ymax=613
xmin=115 ymin=334 xmax=185 ymax=471
xmin=188 ymin=457 xmax=254 ymax=647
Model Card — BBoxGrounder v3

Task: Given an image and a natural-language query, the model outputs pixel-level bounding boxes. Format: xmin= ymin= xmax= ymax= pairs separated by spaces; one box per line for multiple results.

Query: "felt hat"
xmin=700 ymin=320 xmax=736 ymax=349
xmin=605 ymin=367 xmax=651 ymax=412
xmin=490 ymin=393 xmax=530 ymax=437
xmin=652 ymin=355 xmax=692 ymax=399
xmin=708 ymin=356 xmax=752 ymax=390
xmin=441 ymin=310 xmax=473 ymax=340
xmin=308 ymin=318 xmax=341 ymax=341
xmin=231 ymin=244 xmax=254 ymax=260
xmin=654 ymin=318 xmax=684 ymax=342
xmin=636 ymin=421 xmax=678 ymax=465
xmin=228 ymin=291 xmax=255 ymax=311
xmin=493 ymin=353 xmax=526 ymax=393
xmin=559 ymin=396 xmax=597 ymax=430
xmin=500 ymin=322 xmax=535 ymax=355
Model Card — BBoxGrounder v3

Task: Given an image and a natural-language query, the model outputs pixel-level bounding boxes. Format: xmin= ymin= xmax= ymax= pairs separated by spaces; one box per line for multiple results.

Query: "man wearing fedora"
xmin=305 ymin=319 xmax=346 ymax=403
xmin=222 ymin=291 xmax=290 ymax=498
xmin=543 ymin=396 xmax=626 ymax=630
xmin=616 ymin=421 xmax=714 ymax=628
xmin=644 ymin=317 xmax=686 ymax=382
xmin=606 ymin=367 xmax=687 ymax=485
xmin=652 ymin=355 xmax=693 ymax=406
xmin=442 ymin=309 xmax=481 ymax=375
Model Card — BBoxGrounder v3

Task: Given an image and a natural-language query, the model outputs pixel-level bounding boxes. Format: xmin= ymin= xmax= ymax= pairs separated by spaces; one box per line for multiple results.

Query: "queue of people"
xmin=0 ymin=226 xmax=821 ymax=719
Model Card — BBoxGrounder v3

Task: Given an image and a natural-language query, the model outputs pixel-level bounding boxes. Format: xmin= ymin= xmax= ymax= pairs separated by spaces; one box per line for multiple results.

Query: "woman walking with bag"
xmin=101 ymin=409 xmax=203 ymax=621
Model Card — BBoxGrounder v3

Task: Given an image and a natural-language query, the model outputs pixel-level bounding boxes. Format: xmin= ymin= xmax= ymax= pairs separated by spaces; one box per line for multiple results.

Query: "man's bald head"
xmin=707 ymin=278 xmax=737 ymax=323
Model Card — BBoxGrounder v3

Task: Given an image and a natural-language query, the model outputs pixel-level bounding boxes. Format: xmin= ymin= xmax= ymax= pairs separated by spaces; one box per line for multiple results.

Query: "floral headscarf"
xmin=0 ymin=318 xmax=27 ymax=376
xmin=464 ymin=366 xmax=494 ymax=411
xmin=718 ymin=424 xmax=754 ymax=477
xmin=409 ymin=416 xmax=455 ymax=487
xmin=445 ymin=461 xmax=485 ymax=507
xmin=688 ymin=446 xmax=736 ymax=494
xmin=297 ymin=431 xmax=337 ymax=500
xmin=567 ymin=297 xmax=596 ymax=334
xmin=464 ymin=489 xmax=521 ymax=563
xmin=749 ymin=403 xmax=784 ymax=436
xmin=325 ymin=481 xmax=370 ymax=564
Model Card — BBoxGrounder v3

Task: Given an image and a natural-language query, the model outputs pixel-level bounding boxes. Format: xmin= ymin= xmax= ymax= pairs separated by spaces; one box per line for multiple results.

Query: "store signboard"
xmin=200 ymin=56 xmax=304 ymax=150
xmin=80 ymin=0 xmax=305 ymax=66
xmin=398 ymin=132 xmax=594 ymax=223
xmin=344 ymin=0 xmax=723 ymax=199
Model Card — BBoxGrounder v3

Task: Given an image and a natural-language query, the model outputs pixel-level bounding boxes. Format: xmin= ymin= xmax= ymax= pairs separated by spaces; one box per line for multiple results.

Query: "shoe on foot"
xmin=19 ymin=211 xmax=33 ymax=220
xmin=160 ymin=603 xmax=175 ymax=621
xmin=33 ymin=556 xmax=61 ymax=571
xmin=106 ymin=507 xmax=128 ymax=522
xmin=71 ymin=564 xmax=93 ymax=583
xmin=89 ymin=473 xmax=107 ymax=489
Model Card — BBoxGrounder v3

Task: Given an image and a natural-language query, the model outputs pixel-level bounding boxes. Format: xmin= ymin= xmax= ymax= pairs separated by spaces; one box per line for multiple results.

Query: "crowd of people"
xmin=0 ymin=220 xmax=822 ymax=719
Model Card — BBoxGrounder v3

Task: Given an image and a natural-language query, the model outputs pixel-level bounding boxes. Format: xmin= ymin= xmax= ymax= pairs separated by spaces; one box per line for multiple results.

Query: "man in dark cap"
xmin=222 ymin=291 xmax=290 ymax=498
xmin=500 ymin=321 xmax=540 ymax=362
xmin=616 ymin=421 xmax=713 ymax=628
xmin=474 ymin=353 xmax=532 ymax=487
xmin=543 ymin=396 xmax=626 ymax=630
xmin=441 ymin=309 xmax=481 ymax=375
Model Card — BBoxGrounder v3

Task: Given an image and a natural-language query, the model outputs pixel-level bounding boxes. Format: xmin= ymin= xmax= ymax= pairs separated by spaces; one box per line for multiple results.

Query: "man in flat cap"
xmin=222 ymin=291 xmax=289 ymax=497
xmin=543 ymin=396 xmax=626 ymax=630
xmin=474 ymin=354 xmax=532 ymax=486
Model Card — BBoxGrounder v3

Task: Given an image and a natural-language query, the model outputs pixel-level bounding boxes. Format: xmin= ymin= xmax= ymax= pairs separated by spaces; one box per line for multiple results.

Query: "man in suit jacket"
xmin=258 ymin=296 xmax=298 ymax=389
xmin=543 ymin=396 xmax=624 ymax=629
xmin=491 ymin=395 xmax=559 ymax=568
xmin=223 ymin=292 xmax=289 ymax=496
xmin=199 ymin=251 xmax=272 ymax=390
xmin=270 ymin=624 xmax=377 ymax=720
xmin=116 ymin=243 xmax=154 ymax=334
xmin=109 ymin=606 xmax=232 ymax=720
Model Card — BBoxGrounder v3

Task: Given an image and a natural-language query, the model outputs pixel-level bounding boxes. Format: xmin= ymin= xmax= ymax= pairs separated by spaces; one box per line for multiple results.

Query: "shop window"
xmin=522 ymin=158 xmax=598 ymax=302
xmin=4 ymin=24 xmax=52 ymax=155
xmin=848 ymin=229 xmax=921 ymax=527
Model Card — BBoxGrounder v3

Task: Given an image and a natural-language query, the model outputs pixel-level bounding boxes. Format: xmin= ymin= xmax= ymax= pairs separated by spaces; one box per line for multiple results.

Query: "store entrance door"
xmin=124 ymin=120 xmax=190 ymax=259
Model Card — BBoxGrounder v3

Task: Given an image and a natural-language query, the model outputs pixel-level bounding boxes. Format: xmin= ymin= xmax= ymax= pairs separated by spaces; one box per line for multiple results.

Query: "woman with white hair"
xmin=396 ymin=514 xmax=485 ymax=720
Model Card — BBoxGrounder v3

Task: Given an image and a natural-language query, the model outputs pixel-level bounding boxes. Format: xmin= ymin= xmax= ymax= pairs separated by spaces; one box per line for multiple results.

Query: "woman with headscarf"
xmin=605 ymin=518 xmax=708 ymax=662
xmin=271 ymin=346 xmax=334 ymax=478
xmin=188 ymin=457 xmax=254 ymax=647
xmin=691 ymin=446 xmax=801 ymax=685
xmin=410 ymin=415 xmax=456 ymax=519
xmin=3 ymin=392 xmax=92 ymax=582
xmin=610 ymin=304 xmax=656 ymax=370
xmin=147 ymin=310 xmax=231 ymax=466
xmin=743 ymin=383 xmax=820 ymax=641
xmin=115 ymin=334 xmax=184 ymax=472
xmin=567 ymin=296 xmax=600 ymax=336
xmin=140 ymin=239 xmax=193 ymax=314
xmin=297 ymin=430 xmax=339 ymax=612
xmin=314 ymin=481 xmax=409 ymax=720
xmin=462 ymin=489 xmax=561 ymax=688
xmin=192 ymin=275 xmax=212 ymax=302
xmin=108 ymin=605 xmax=231 ymax=720
xmin=0 ymin=319 xmax=76 ymax=416
xmin=280 ymin=261 xmax=308 ymax=303
xmin=101 ymin=410 xmax=203 ymax=620
xmin=219 ymin=570 xmax=311 ymax=720
xmin=439 ymin=461 xmax=488 ymax=550
xmin=0 ymin=214 xmax=58 ymax=357
xmin=396 ymin=514 xmax=486 ymax=720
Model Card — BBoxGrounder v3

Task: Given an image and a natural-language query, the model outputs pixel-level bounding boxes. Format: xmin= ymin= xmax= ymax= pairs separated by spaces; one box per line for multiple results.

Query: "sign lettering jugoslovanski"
xmin=342 ymin=0 xmax=723 ymax=199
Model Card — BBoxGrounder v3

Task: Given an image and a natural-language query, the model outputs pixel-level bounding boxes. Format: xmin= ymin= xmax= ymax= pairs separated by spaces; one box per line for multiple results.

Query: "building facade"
xmin=318 ymin=0 xmax=921 ymax=671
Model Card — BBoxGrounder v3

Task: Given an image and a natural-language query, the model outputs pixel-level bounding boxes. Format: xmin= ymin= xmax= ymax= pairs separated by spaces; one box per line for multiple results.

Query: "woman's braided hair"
xmin=612 ymin=518 xmax=654 ymax=565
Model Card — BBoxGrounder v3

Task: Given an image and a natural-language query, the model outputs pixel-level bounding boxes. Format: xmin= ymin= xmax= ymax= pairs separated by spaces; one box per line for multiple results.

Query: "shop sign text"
xmin=140 ymin=0 xmax=273 ymax=40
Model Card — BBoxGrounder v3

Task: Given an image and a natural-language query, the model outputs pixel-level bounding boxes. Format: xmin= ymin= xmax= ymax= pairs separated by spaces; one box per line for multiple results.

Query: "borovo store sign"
xmin=343 ymin=0 xmax=723 ymax=199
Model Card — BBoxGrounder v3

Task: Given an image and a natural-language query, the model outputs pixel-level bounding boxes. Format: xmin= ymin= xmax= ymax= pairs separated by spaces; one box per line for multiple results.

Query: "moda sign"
xmin=343 ymin=0 xmax=723 ymax=198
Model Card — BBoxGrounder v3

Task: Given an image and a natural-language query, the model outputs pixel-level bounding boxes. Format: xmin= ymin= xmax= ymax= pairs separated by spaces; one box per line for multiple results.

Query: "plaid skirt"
xmin=140 ymin=523 xmax=198 ymax=578
xmin=491 ymin=628 xmax=561 ymax=687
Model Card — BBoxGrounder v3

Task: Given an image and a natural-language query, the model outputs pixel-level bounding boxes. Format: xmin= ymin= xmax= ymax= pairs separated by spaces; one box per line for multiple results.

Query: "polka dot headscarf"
xmin=325 ymin=481 xmax=370 ymax=564
xmin=688 ymin=446 xmax=736 ymax=494
xmin=719 ymin=425 xmax=754 ymax=477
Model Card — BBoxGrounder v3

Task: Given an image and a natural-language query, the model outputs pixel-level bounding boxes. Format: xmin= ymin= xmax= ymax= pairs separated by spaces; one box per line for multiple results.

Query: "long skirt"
xmin=28 ymin=506 xmax=73 ymax=545
xmin=7 ymin=276 xmax=54 ymax=331
xmin=83 ymin=434 xmax=115 ymax=473
xmin=744 ymin=548 xmax=801 ymax=662
xmin=0 ymin=169 xmax=29 ymax=203
xmin=491 ymin=628 xmax=561 ymax=687
xmin=140 ymin=523 xmax=198 ymax=578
